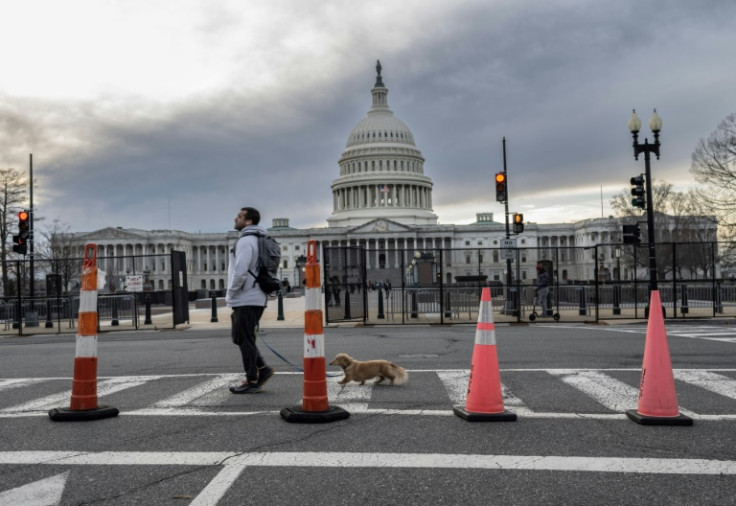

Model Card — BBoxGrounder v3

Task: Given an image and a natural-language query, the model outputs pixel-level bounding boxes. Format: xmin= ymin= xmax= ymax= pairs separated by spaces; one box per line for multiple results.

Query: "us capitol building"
xmin=73 ymin=62 xmax=717 ymax=292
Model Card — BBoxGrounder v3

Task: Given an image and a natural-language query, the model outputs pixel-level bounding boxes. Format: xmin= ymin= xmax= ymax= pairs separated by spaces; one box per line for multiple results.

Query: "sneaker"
xmin=257 ymin=366 xmax=275 ymax=387
xmin=229 ymin=381 xmax=261 ymax=394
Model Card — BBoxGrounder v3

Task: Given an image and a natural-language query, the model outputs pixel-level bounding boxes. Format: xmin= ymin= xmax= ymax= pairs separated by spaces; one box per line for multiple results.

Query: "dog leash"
xmin=259 ymin=334 xmax=341 ymax=377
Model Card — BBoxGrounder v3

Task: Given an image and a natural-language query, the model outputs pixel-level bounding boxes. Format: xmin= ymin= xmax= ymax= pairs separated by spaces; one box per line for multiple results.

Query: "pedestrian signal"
xmin=623 ymin=223 xmax=641 ymax=244
xmin=513 ymin=213 xmax=524 ymax=234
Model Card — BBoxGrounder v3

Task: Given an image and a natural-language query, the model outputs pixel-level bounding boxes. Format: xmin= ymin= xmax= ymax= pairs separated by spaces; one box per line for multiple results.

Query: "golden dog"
xmin=329 ymin=353 xmax=408 ymax=385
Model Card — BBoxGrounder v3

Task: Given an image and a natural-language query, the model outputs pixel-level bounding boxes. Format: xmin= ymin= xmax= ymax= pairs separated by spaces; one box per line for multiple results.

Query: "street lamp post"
xmin=628 ymin=109 xmax=662 ymax=293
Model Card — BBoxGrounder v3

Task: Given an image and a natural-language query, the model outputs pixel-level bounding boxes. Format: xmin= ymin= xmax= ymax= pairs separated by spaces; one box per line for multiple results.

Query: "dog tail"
xmin=391 ymin=363 xmax=409 ymax=385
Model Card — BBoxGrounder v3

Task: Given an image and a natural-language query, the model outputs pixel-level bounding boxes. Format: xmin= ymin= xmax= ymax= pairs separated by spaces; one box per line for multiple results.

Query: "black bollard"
xmin=680 ymin=284 xmax=688 ymax=315
xmin=612 ymin=285 xmax=621 ymax=315
xmin=45 ymin=299 xmax=54 ymax=328
xmin=144 ymin=294 xmax=153 ymax=325
xmin=444 ymin=291 xmax=452 ymax=318
xmin=210 ymin=292 xmax=218 ymax=323
xmin=377 ymin=289 xmax=384 ymax=319
xmin=111 ymin=297 xmax=119 ymax=326
xmin=277 ymin=290 xmax=285 ymax=321
xmin=715 ymin=281 xmax=723 ymax=313
xmin=578 ymin=287 xmax=586 ymax=316
xmin=344 ymin=288 xmax=351 ymax=319
xmin=411 ymin=291 xmax=418 ymax=318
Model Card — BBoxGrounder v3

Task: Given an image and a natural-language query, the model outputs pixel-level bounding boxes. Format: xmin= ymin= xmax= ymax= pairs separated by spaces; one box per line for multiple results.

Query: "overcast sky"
xmin=1 ymin=0 xmax=734 ymax=234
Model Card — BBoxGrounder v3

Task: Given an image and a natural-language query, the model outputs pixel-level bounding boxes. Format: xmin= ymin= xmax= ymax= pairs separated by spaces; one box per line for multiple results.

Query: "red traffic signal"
xmin=495 ymin=172 xmax=507 ymax=202
xmin=13 ymin=210 xmax=30 ymax=255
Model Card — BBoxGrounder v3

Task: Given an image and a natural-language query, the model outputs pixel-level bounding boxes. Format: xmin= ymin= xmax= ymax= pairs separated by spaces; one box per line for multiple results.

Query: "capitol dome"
xmin=327 ymin=61 xmax=438 ymax=228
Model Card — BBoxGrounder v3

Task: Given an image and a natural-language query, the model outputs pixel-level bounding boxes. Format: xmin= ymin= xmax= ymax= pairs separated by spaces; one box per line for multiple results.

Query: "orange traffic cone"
xmin=281 ymin=240 xmax=349 ymax=423
xmin=454 ymin=287 xmax=516 ymax=422
xmin=49 ymin=244 xmax=119 ymax=421
xmin=626 ymin=290 xmax=692 ymax=426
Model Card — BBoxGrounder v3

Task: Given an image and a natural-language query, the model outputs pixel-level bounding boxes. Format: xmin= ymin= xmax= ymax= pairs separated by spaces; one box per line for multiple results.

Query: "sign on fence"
xmin=125 ymin=275 xmax=143 ymax=292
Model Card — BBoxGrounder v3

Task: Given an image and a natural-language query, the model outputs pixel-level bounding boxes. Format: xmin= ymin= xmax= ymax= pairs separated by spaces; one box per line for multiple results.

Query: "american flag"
xmin=379 ymin=185 xmax=390 ymax=194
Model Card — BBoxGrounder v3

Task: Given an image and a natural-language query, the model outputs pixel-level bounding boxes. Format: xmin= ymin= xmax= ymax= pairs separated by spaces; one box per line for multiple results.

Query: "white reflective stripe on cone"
xmin=304 ymin=333 xmax=325 ymax=358
xmin=305 ymin=287 xmax=322 ymax=311
xmin=79 ymin=291 xmax=97 ymax=313
xmin=75 ymin=335 xmax=98 ymax=358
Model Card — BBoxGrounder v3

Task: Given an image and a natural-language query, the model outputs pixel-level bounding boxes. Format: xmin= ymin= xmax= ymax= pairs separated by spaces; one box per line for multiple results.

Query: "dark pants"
xmin=231 ymin=306 xmax=266 ymax=382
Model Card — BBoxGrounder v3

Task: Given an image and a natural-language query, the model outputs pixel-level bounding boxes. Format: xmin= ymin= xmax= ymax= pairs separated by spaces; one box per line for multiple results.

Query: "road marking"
xmin=1 ymin=451 xmax=736 ymax=475
xmin=0 ymin=471 xmax=67 ymax=506
xmin=0 ymin=376 xmax=159 ymax=414
xmin=2 ymin=370 xmax=736 ymax=420
xmin=549 ymin=369 xmax=638 ymax=412
xmin=189 ymin=464 xmax=245 ymax=506
xmin=674 ymin=370 xmax=736 ymax=400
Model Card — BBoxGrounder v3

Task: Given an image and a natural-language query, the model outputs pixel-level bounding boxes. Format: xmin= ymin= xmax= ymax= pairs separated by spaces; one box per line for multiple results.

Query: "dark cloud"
xmin=4 ymin=0 xmax=735 ymax=233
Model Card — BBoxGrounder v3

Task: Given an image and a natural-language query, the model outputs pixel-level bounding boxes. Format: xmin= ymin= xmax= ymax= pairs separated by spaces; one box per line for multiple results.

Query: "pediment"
xmin=348 ymin=218 xmax=412 ymax=234
xmin=78 ymin=227 xmax=146 ymax=241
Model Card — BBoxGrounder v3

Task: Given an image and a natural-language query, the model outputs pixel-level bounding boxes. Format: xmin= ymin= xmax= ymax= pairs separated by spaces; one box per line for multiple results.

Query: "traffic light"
xmin=623 ymin=223 xmax=641 ymax=244
xmin=12 ymin=210 xmax=29 ymax=255
xmin=513 ymin=213 xmax=524 ymax=234
xmin=630 ymin=175 xmax=646 ymax=209
xmin=495 ymin=172 xmax=507 ymax=202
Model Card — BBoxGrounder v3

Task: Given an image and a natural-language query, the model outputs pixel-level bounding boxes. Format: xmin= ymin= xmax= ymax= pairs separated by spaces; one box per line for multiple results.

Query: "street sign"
xmin=126 ymin=274 xmax=144 ymax=292
xmin=501 ymin=238 xmax=517 ymax=249
xmin=501 ymin=238 xmax=517 ymax=260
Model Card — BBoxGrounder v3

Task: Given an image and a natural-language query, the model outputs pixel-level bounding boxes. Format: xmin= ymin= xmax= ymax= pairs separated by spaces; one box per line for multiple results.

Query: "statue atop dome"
xmin=375 ymin=59 xmax=384 ymax=87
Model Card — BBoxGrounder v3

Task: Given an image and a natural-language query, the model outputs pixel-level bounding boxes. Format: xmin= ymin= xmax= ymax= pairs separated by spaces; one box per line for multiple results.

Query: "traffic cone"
xmin=281 ymin=240 xmax=349 ymax=423
xmin=626 ymin=290 xmax=692 ymax=426
xmin=454 ymin=287 xmax=516 ymax=422
xmin=49 ymin=244 xmax=119 ymax=421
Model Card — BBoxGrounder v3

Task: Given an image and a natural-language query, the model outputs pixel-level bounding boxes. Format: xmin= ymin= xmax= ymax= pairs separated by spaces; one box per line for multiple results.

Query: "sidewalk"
xmin=187 ymin=295 xmax=307 ymax=331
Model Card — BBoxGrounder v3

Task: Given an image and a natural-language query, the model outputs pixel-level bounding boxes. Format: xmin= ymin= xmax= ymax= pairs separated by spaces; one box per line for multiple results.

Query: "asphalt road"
xmin=1 ymin=322 xmax=736 ymax=505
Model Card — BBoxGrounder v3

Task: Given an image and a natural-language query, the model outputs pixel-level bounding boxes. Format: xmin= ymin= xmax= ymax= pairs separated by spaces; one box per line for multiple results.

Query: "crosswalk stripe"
xmin=0 ymin=376 xmax=159 ymax=413
xmin=1 ymin=370 xmax=736 ymax=420
xmin=674 ymin=370 xmax=736 ymax=400
xmin=548 ymin=369 xmax=639 ymax=412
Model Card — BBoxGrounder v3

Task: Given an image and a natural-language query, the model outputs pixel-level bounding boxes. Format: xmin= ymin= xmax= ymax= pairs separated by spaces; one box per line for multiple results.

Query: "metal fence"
xmin=323 ymin=242 xmax=736 ymax=325
xmin=1 ymin=252 xmax=187 ymax=335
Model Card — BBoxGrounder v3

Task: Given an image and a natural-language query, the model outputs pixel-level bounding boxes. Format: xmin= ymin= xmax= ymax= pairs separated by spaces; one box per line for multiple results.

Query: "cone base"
xmin=280 ymin=405 xmax=350 ymax=424
xmin=453 ymin=405 xmax=517 ymax=422
xmin=626 ymin=409 xmax=693 ymax=426
xmin=48 ymin=405 xmax=119 ymax=422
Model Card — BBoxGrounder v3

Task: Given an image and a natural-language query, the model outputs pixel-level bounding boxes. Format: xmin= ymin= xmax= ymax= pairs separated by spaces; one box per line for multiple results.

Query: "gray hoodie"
xmin=226 ymin=225 xmax=268 ymax=307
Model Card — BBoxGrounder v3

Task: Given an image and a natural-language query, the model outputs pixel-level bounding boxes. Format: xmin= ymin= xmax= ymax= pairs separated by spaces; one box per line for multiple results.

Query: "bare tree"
xmin=35 ymin=219 xmax=83 ymax=296
xmin=691 ymin=113 xmax=736 ymax=239
xmin=610 ymin=180 xmax=717 ymax=279
xmin=691 ymin=113 xmax=736 ymax=271
xmin=0 ymin=168 xmax=29 ymax=297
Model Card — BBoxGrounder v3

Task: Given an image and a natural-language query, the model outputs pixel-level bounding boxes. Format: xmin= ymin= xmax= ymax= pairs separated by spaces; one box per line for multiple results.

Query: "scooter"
xmin=528 ymin=291 xmax=560 ymax=322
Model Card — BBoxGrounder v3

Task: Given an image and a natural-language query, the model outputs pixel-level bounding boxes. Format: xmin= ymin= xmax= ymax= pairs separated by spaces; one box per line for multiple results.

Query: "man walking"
xmin=227 ymin=207 xmax=274 ymax=394
xmin=535 ymin=262 xmax=550 ymax=317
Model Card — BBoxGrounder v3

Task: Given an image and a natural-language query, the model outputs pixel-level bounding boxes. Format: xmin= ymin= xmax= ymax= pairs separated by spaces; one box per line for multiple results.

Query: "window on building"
xmin=466 ymin=255 xmax=471 ymax=264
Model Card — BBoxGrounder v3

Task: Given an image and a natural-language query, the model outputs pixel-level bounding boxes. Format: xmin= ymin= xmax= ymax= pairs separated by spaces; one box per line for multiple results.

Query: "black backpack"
xmin=241 ymin=231 xmax=282 ymax=295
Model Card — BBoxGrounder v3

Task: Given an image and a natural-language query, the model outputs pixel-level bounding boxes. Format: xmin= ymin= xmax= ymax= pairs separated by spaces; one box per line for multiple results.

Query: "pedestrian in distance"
xmin=535 ymin=262 xmax=550 ymax=317
xmin=227 ymin=207 xmax=275 ymax=394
